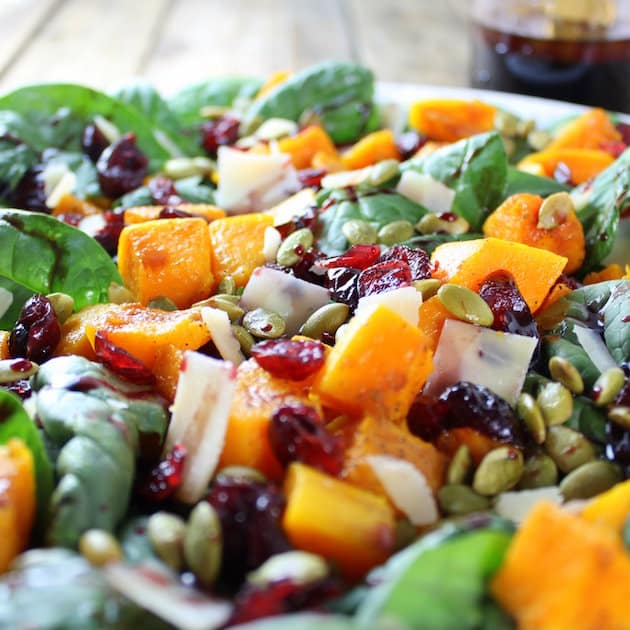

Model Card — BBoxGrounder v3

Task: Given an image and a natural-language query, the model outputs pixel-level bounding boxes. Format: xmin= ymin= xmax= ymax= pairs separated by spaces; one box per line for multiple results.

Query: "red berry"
xmin=9 ymin=294 xmax=60 ymax=363
xmin=94 ymin=331 xmax=155 ymax=385
xmin=379 ymin=245 xmax=432 ymax=281
xmin=201 ymin=116 xmax=240 ymax=155
xmin=358 ymin=260 xmax=411 ymax=297
xmin=97 ymin=133 xmax=148 ymax=198
xmin=148 ymin=175 xmax=182 ymax=206
xmin=315 ymin=244 xmax=381 ymax=270
xmin=251 ymin=339 xmax=326 ymax=381
xmin=137 ymin=443 xmax=187 ymax=501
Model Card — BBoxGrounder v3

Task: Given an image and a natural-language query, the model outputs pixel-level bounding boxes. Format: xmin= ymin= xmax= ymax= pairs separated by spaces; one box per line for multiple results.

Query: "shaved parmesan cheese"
xmin=574 ymin=324 xmax=617 ymax=374
xmin=165 ymin=351 xmax=237 ymax=503
xmin=46 ymin=170 xmax=77 ymax=209
xmin=262 ymin=227 xmax=282 ymax=262
xmin=200 ymin=307 xmax=244 ymax=366
xmin=396 ymin=170 xmax=455 ymax=214
xmin=94 ymin=114 xmax=121 ymax=144
xmin=367 ymin=455 xmax=438 ymax=526
xmin=321 ymin=166 xmax=372 ymax=189
xmin=357 ymin=286 xmax=422 ymax=326
xmin=266 ymin=189 xmax=315 ymax=226
xmin=424 ymin=319 xmax=537 ymax=404
xmin=494 ymin=487 xmax=563 ymax=523
xmin=0 ymin=287 xmax=13 ymax=319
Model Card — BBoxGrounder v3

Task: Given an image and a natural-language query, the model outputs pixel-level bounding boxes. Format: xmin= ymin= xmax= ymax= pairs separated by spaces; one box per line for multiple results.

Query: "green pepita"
xmin=299 ymin=302 xmax=349 ymax=340
xmin=206 ymin=296 xmax=245 ymax=322
xmin=342 ymin=219 xmax=377 ymax=246
xmin=107 ymin=282 xmax=135 ymax=304
xmin=47 ymin=292 xmax=74 ymax=324
xmin=544 ymin=425 xmax=596 ymax=473
xmin=0 ymin=358 xmax=39 ymax=384
xmin=231 ymin=325 xmax=256 ymax=355
xmin=494 ymin=110 xmax=520 ymax=136
xmin=516 ymin=393 xmax=546 ymax=444
xmin=377 ymin=220 xmax=415 ymax=246
xmin=147 ymin=512 xmax=186 ymax=571
xmin=527 ymin=129 xmax=552 ymax=151
xmin=608 ymin=406 xmax=630 ymax=430
xmin=79 ymin=529 xmax=122 ymax=567
xmin=247 ymin=551 xmax=329 ymax=587
xmin=548 ymin=356 xmax=584 ymax=394
xmin=412 ymin=278 xmax=442 ymax=300
xmin=437 ymin=283 xmax=494 ymax=327
xmin=537 ymin=381 xmax=573 ymax=426
xmin=472 ymin=446 xmax=524 ymax=496
xmin=164 ymin=156 xmax=213 ymax=179
xmin=243 ymin=308 xmax=286 ymax=339
xmin=559 ymin=460 xmax=622 ymax=501
xmin=415 ymin=213 xmax=470 ymax=236
xmin=276 ymin=228 xmax=314 ymax=267
xmin=437 ymin=484 xmax=491 ymax=515
xmin=592 ymin=367 xmax=626 ymax=407
xmin=215 ymin=465 xmax=267 ymax=484
xmin=516 ymin=118 xmax=536 ymax=137
xmin=184 ymin=502 xmax=222 ymax=587
xmin=446 ymin=445 xmax=472 ymax=485
xmin=147 ymin=296 xmax=178 ymax=312
xmin=518 ymin=453 xmax=558 ymax=489
xmin=500 ymin=135 xmax=516 ymax=157
xmin=218 ymin=276 xmax=236 ymax=295
xmin=367 ymin=159 xmax=400 ymax=187
xmin=537 ymin=192 xmax=574 ymax=229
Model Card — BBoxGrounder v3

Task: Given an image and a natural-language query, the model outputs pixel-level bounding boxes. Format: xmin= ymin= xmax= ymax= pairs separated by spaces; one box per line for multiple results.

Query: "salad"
xmin=0 ymin=60 xmax=629 ymax=629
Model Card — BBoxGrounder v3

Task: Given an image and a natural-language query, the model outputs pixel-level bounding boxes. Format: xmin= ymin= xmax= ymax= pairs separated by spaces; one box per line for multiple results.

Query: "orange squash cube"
xmin=152 ymin=344 xmax=185 ymax=403
xmin=0 ymin=331 xmax=10 ymax=360
xmin=517 ymin=148 xmax=614 ymax=185
xmin=118 ymin=218 xmax=214 ymax=308
xmin=546 ymin=108 xmax=621 ymax=151
xmin=341 ymin=129 xmax=401 ymax=170
xmin=581 ymin=479 xmax=630 ymax=535
xmin=283 ymin=462 xmax=395 ymax=578
xmin=277 ymin=126 xmax=338 ymax=170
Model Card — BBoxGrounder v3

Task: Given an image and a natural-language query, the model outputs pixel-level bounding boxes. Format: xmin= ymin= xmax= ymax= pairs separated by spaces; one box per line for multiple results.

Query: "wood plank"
xmin=346 ymin=0 xmax=469 ymax=86
xmin=0 ymin=0 xmax=170 ymax=93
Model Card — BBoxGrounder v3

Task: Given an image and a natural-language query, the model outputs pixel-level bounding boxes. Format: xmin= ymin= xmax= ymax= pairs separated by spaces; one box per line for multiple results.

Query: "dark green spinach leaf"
xmin=403 ymin=232 xmax=483 ymax=255
xmin=504 ymin=166 xmax=569 ymax=198
xmin=0 ymin=276 xmax=33 ymax=330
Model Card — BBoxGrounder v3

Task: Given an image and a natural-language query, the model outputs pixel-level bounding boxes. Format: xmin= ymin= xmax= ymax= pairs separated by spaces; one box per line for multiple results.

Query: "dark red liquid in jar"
xmin=470 ymin=3 xmax=630 ymax=112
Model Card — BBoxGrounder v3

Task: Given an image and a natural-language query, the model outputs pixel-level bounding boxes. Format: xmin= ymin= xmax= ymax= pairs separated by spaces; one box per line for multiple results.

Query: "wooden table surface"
xmin=0 ymin=0 xmax=469 ymax=94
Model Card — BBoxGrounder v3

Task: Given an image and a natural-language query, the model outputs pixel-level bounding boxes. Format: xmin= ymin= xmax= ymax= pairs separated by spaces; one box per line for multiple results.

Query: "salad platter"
xmin=0 ymin=61 xmax=629 ymax=629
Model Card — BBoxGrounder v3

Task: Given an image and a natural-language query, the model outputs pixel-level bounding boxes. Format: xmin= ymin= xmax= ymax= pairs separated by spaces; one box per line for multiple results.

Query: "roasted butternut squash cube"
xmin=582 ymin=479 xmax=630 ymax=535
xmin=118 ymin=218 xmax=214 ymax=308
xmin=277 ymin=125 xmax=338 ymax=170
xmin=341 ymin=129 xmax=400 ymax=170
xmin=283 ymin=462 xmax=395 ymax=578
xmin=517 ymin=148 xmax=614 ymax=185
xmin=314 ymin=304 xmax=433 ymax=421
xmin=0 ymin=331 xmax=10 ymax=360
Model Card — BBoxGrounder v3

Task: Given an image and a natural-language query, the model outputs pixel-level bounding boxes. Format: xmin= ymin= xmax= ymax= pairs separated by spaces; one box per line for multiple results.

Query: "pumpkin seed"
xmin=255 ymin=118 xmax=299 ymax=141
xmin=164 ymin=156 xmax=213 ymax=179
xmin=473 ymin=446 xmax=524 ymax=496
xmin=548 ymin=356 xmax=584 ymax=394
xmin=147 ymin=512 xmax=186 ymax=571
xmin=592 ymin=367 xmax=626 ymax=407
xmin=243 ymin=308 xmax=286 ymax=339
xmin=446 ymin=445 xmax=472 ymax=485
xmin=367 ymin=159 xmax=400 ymax=187
xmin=608 ymin=405 xmax=630 ymax=430
xmin=537 ymin=192 xmax=573 ymax=229
xmin=544 ymin=425 xmax=596 ymax=473
xmin=437 ymin=484 xmax=491 ymax=515
xmin=437 ymin=283 xmax=494 ymax=327
xmin=276 ymin=228 xmax=314 ymax=267
xmin=342 ymin=219 xmax=377 ymax=246
xmin=516 ymin=393 xmax=546 ymax=444
xmin=518 ymin=453 xmax=558 ymax=489
xmin=377 ymin=220 xmax=415 ymax=246
xmin=247 ymin=551 xmax=329 ymax=587
xmin=231 ymin=325 xmax=256 ymax=355
xmin=207 ymin=296 xmax=244 ymax=322
xmin=47 ymin=292 xmax=74 ymax=324
xmin=559 ymin=460 xmax=622 ymax=501
xmin=218 ymin=276 xmax=236 ymax=295
xmin=494 ymin=110 xmax=520 ymax=136
xmin=415 ymin=213 xmax=470 ymax=236
xmin=0 ymin=358 xmax=39 ymax=383
xmin=500 ymin=135 xmax=516 ymax=157
xmin=79 ymin=529 xmax=122 ymax=567
xmin=412 ymin=278 xmax=442 ymax=300
xmin=516 ymin=118 xmax=536 ymax=137
xmin=215 ymin=465 xmax=267 ymax=484
xmin=299 ymin=302 xmax=349 ymax=340
xmin=107 ymin=282 xmax=135 ymax=304
xmin=527 ymin=129 xmax=552 ymax=151
xmin=536 ymin=381 xmax=573 ymax=426
xmin=184 ymin=502 xmax=222 ymax=587
xmin=147 ymin=296 xmax=178 ymax=312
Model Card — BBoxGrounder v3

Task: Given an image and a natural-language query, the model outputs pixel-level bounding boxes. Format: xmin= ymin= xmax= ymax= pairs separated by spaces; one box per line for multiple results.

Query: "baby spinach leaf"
xmin=602 ymin=280 xmax=630 ymax=365
xmin=115 ymin=185 xmax=154 ymax=209
xmin=573 ymin=148 xmax=630 ymax=270
xmin=0 ymin=139 xmax=39 ymax=192
xmin=566 ymin=397 xmax=608 ymax=445
xmin=504 ymin=167 xmax=569 ymax=198
xmin=317 ymin=190 xmax=427 ymax=255
xmin=0 ymin=276 xmax=33 ymax=330
xmin=42 ymin=151 xmax=101 ymax=199
xmin=174 ymin=175 xmax=216 ymax=204
xmin=168 ymin=76 xmax=263 ymax=126
xmin=245 ymin=61 xmax=377 ymax=144
xmin=403 ymin=232 xmax=483 ymax=255
xmin=0 ymin=389 xmax=54 ymax=531
xmin=402 ymin=132 xmax=508 ymax=230
xmin=0 ymin=209 xmax=121 ymax=311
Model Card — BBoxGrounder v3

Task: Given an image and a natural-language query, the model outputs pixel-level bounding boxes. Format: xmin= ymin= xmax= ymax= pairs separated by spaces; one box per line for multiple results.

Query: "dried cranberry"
xmin=478 ymin=270 xmax=539 ymax=340
xmin=158 ymin=206 xmax=195 ymax=219
xmin=600 ymin=140 xmax=627 ymax=158
xmin=407 ymin=381 xmax=527 ymax=448
xmin=9 ymin=294 xmax=60 ymax=363
xmin=358 ymin=260 xmax=412 ymax=297
xmin=93 ymin=209 xmax=125 ymax=254
xmin=207 ymin=477 xmax=290 ymax=587
xmin=81 ymin=123 xmax=110 ymax=162
xmin=97 ymin=133 xmax=148 ymax=198
xmin=8 ymin=166 xmax=48 ymax=213
xmin=396 ymin=131 xmax=427 ymax=160
xmin=136 ymin=443 xmax=187 ymax=501
xmin=290 ymin=248 xmax=327 ymax=285
xmin=94 ymin=331 xmax=155 ymax=385
xmin=275 ymin=206 xmax=319 ymax=240
xmin=57 ymin=212 xmax=83 ymax=227
xmin=251 ymin=339 xmax=326 ymax=381
xmin=200 ymin=116 xmax=240 ymax=155
xmin=148 ymin=176 xmax=182 ymax=206
xmin=326 ymin=267 xmax=360 ymax=311
xmin=297 ymin=168 xmax=326 ymax=189
xmin=269 ymin=404 xmax=343 ymax=475
xmin=616 ymin=122 xmax=630 ymax=145
xmin=315 ymin=244 xmax=381 ymax=270
xmin=228 ymin=577 xmax=343 ymax=625
xmin=379 ymin=245 xmax=432 ymax=281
